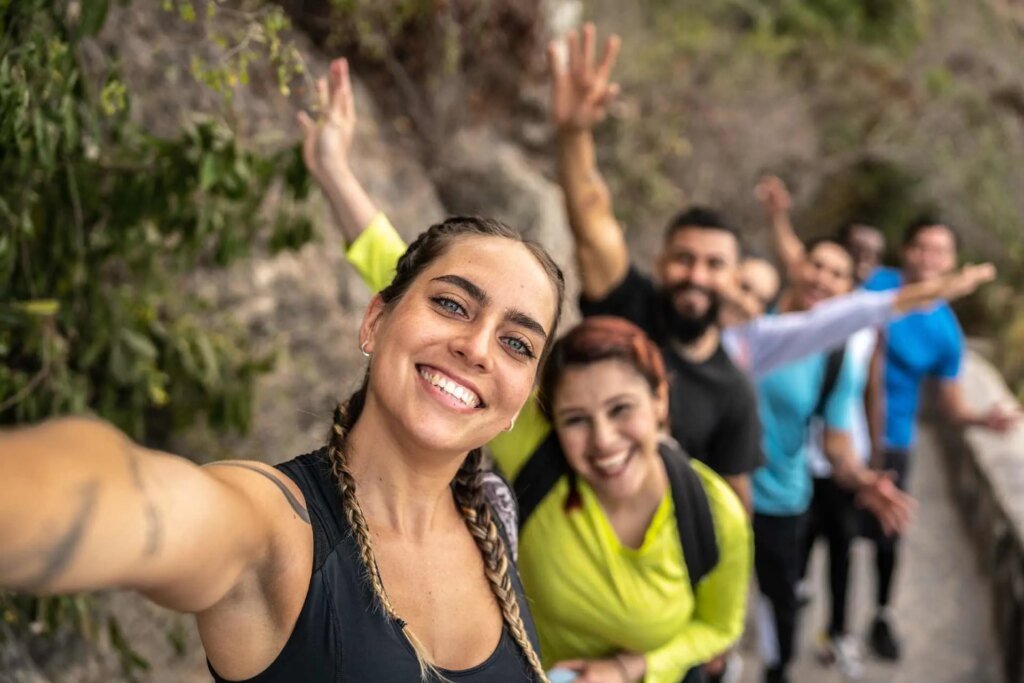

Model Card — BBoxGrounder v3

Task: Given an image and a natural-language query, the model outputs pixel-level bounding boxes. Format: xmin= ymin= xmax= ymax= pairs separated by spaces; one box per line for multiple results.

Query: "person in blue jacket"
xmin=862 ymin=216 xmax=1020 ymax=660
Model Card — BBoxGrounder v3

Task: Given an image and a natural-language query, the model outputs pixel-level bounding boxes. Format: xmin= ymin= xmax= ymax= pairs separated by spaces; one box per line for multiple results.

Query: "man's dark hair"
xmin=805 ymin=236 xmax=855 ymax=267
xmin=664 ymin=206 xmax=740 ymax=243
xmin=836 ymin=221 xmax=882 ymax=245
xmin=902 ymin=215 xmax=961 ymax=250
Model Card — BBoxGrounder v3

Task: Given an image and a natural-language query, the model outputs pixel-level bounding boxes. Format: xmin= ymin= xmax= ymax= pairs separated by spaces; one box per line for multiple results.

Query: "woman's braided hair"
xmin=327 ymin=217 xmax=563 ymax=681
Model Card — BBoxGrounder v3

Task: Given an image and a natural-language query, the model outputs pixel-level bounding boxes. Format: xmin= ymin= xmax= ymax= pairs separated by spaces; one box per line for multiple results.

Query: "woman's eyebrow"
xmin=431 ymin=274 xmax=548 ymax=340
xmin=431 ymin=274 xmax=489 ymax=305
xmin=506 ymin=309 xmax=548 ymax=340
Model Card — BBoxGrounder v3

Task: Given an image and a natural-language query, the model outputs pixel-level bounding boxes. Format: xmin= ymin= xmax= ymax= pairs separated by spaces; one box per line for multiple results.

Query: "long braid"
xmin=452 ymin=451 xmax=550 ymax=683
xmin=327 ymin=391 xmax=443 ymax=681
xmin=327 ymin=394 xmax=395 ymax=614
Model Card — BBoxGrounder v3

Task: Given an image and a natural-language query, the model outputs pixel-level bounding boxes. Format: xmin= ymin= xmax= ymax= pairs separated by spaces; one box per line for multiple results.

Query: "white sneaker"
xmin=823 ymin=634 xmax=865 ymax=680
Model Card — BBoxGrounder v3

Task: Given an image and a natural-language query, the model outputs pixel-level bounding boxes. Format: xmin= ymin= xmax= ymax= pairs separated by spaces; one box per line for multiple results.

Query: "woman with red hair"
xmin=494 ymin=316 xmax=752 ymax=683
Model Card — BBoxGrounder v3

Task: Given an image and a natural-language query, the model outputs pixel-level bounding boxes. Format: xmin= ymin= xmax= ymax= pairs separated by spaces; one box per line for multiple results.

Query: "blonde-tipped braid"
xmin=452 ymin=451 xmax=550 ymax=683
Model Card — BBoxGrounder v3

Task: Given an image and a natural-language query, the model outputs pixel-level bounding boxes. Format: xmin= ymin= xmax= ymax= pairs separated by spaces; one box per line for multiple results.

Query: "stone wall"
xmin=930 ymin=349 xmax=1024 ymax=683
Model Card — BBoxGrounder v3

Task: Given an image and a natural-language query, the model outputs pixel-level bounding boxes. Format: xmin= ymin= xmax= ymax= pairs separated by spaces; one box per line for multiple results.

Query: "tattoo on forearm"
xmin=0 ymin=480 xmax=101 ymax=590
xmin=205 ymin=462 xmax=310 ymax=524
xmin=122 ymin=440 xmax=163 ymax=558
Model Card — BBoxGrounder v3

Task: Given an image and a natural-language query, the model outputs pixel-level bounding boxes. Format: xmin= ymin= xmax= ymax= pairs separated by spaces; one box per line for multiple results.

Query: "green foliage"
xmin=171 ymin=0 xmax=306 ymax=99
xmin=0 ymin=0 xmax=309 ymax=437
xmin=682 ymin=0 xmax=924 ymax=54
xmin=0 ymin=0 xmax=311 ymax=674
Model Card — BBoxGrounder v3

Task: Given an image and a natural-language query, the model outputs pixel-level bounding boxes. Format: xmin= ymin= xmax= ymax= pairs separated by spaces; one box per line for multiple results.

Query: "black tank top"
xmin=208 ymin=449 xmax=542 ymax=682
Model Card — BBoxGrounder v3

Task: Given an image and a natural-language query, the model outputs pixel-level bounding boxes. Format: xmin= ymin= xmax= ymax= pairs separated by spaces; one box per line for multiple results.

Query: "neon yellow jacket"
xmin=344 ymin=214 xmax=752 ymax=682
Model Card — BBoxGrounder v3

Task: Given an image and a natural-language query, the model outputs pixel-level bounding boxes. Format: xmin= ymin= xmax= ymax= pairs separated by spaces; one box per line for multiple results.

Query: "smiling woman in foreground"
xmin=0 ymin=215 xmax=565 ymax=682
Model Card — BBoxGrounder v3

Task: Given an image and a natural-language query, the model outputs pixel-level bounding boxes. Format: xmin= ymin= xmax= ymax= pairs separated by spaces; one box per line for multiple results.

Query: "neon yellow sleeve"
xmin=344 ymin=212 xmax=408 ymax=294
xmin=487 ymin=393 xmax=552 ymax=480
xmin=644 ymin=462 xmax=753 ymax=681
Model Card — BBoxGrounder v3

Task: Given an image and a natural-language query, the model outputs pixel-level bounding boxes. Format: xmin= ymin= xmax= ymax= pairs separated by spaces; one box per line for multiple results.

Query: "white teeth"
xmin=592 ymin=450 xmax=631 ymax=474
xmin=418 ymin=368 xmax=481 ymax=408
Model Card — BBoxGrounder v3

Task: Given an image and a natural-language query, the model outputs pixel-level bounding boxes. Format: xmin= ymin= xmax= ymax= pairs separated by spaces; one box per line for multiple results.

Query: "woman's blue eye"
xmin=504 ymin=336 xmax=535 ymax=358
xmin=433 ymin=296 xmax=466 ymax=316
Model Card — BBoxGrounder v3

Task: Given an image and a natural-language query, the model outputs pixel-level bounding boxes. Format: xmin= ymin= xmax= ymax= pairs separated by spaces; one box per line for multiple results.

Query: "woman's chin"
xmin=400 ymin=420 xmax=494 ymax=458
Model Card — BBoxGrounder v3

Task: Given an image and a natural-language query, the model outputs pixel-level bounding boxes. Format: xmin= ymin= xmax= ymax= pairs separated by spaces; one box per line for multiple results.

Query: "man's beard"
xmin=659 ymin=283 xmax=720 ymax=344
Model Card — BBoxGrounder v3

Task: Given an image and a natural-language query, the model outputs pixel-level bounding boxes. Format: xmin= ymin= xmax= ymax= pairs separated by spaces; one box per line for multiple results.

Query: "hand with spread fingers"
xmin=857 ymin=471 xmax=915 ymax=537
xmin=294 ymin=57 xmax=378 ymax=244
xmin=754 ymin=175 xmax=792 ymax=218
xmin=297 ymin=57 xmax=357 ymax=188
xmin=548 ymin=22 xmax=622 ymax=134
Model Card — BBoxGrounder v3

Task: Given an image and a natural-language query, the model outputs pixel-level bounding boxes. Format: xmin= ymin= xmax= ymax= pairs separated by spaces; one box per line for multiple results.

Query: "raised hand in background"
xmin=296 ymin=57 xmax=377 ymax=244
xmin=548 ymin=23 xmax=621 ymax=134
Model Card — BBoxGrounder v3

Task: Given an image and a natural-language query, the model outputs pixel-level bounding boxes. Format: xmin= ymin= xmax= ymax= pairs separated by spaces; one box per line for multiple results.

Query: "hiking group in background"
xmin=0 ymin=17 xmax=1019 ymax=683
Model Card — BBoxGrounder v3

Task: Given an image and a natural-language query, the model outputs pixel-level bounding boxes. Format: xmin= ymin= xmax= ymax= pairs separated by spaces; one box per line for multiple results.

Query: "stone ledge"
xmin=929 ymin=348 xmax=1024 ymax=683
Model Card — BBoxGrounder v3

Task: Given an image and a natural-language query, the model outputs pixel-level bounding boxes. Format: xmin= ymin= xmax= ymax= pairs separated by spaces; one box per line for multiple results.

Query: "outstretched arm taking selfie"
xmin=0 ymin=418 xmax=301 ymax=614
xmin=549 ymin=24 xmax=628 ymax=301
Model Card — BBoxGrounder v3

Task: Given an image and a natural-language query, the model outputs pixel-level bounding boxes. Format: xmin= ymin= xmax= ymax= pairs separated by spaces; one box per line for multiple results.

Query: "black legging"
xmin=868 ymin=449 xmax=911 ymax=609
xmin=754 ymin=512 xmax=808 ymax=677
xmin=800 ymin=477 xmax=860 ymax=636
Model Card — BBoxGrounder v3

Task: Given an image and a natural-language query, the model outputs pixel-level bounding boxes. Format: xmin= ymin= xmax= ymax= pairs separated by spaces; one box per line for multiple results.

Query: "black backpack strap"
xmin=813 ymin=345 xmax=848 ymax=418
xmin=512 ymin=433 xmax=571 ymax=528
xmin=659 ymin=441 xmax=719 ymax=591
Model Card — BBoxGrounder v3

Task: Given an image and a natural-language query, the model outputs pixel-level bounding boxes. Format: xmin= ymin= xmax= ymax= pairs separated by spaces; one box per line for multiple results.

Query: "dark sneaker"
xmin=869 ymin=616 xmax=902 ymax=661
xmin=765 ymin=666 xmax=790 ymax=683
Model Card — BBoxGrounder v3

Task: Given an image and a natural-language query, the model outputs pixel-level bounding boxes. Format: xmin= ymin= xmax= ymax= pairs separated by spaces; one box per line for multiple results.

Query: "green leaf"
xmin=15 ymin=300 xmax=59 ymax=316
xmin=75 ymin=0 xmax=110 ymax=37
xmin=194 ymin=333 xmax=220 ymax=386
xmin=120 ymin=329 xmax=158 ymax=361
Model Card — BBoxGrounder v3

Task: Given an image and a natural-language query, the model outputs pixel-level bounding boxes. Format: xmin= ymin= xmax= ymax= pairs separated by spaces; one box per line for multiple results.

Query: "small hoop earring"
xmin=504 ymin=417 xmax=516 ymax=432
xmin=360 ymin=340 xmax=371 ymax=358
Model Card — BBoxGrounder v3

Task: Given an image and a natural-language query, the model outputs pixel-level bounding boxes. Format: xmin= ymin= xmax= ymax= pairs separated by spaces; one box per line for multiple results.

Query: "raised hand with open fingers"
xmin=548 ymin=23 xmax=622 ymax=134
xmin=754 ymin=175 xmax=792 ymax=217
xmin=296 ymin=57 xmax=357 ymax=186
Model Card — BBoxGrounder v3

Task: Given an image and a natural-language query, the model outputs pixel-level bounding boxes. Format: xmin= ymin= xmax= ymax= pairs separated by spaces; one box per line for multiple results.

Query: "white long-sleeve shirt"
xmin=721 ymin=289 xmax=897 ymax=378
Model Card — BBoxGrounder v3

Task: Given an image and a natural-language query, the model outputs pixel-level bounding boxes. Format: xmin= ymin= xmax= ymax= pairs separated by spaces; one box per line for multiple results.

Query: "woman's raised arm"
xmin=0 ymin=417 xmax=298 ymax=614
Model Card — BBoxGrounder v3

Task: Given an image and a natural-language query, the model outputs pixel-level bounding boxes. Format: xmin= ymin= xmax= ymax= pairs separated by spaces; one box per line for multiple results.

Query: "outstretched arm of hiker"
xmin=891 ymin=262 xmax=996 ymax=314
xmin=550 ymin=23 xmax=628 ymax=300
xmin=0 ymin=418 xmax=299 ymax=614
